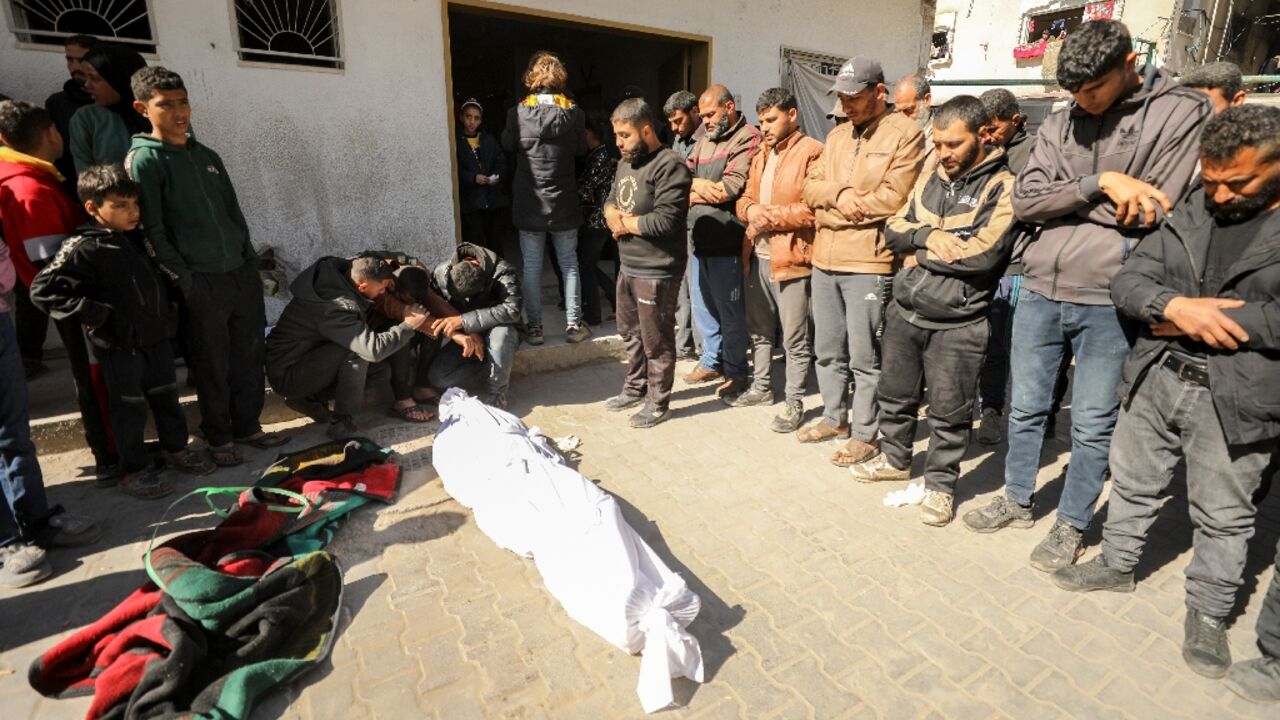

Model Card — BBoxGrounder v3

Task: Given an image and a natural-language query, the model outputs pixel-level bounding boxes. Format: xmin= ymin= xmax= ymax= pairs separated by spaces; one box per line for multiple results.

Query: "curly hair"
xmin=1201 ymin=105 xmax=1280 ymax=164
xmin=522 ymin=51 xmax=568 ymax=93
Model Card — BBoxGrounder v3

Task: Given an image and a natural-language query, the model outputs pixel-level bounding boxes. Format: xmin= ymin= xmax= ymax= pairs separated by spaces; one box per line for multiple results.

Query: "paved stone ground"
xmin=2 ymin=357 xmax=1277 ymax=719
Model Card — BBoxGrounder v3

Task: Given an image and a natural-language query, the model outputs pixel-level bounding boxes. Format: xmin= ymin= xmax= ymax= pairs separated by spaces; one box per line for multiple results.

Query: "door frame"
xmin=440 ymin=0 xmax=713 ymax=242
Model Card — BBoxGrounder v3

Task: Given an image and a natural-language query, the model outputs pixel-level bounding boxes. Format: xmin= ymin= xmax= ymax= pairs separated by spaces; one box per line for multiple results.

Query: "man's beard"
xmin=1206 ymin=174 xmax=1280 ymax=225
xmin=913 ymin=103 xmax=932 ymax=131
xmin=705 ymin=114 xmax=733 ymax=141
xmin=945 ymin=143 xmax=982 ymax=176
xmin=623 ymin=144 xmax=647 ymax=164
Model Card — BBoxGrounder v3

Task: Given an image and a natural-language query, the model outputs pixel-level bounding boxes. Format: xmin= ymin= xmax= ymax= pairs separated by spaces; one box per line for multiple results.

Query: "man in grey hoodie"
xmin=962 ymin=20 xmax=1212 ymax=573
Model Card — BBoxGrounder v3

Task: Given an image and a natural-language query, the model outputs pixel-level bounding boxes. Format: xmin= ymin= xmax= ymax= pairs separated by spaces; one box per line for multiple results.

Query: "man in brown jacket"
xmin=800 ymin=56 xmax=927 ymax=466
xmin=730 ymin=87 xmax=824 ymax=433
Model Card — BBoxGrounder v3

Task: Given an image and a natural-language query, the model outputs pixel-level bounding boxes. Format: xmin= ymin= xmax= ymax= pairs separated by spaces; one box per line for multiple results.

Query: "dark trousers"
xmin=184 ymin=264 xmax=266 ymax=446
xmin=97 ymin=342 xmax=189 ymax=474
xmin=578 ymin=225 xmax=616 ymax=326
xmin=272 ymin=343 xmax=386 ymax=418
xmin=387 ymin=335 xmax=432 ymax=402
xmin=0 ymin=314 xmax=50 ymax=546
xmin=1258 ymin=538 xmax=1280 ymax=659
xmin=1101 ymin=363 xmax=1278 ymax=618
xmin=675 ymin=252 xmax=700 ymax=356
xmin=13 ymin=279 xmax=48 ymax=364
xmin=423 ymin=325 xmax=519 ymax=397
xmin=877 ymin=308 xmax=988 ymax=494
xmin=461 ymin=207 xmax=505 ymax=259
xmin=616 ymin=271 xmax=682 ymax=410
xmin=694 ymin=254 xmax=749 ymax=379
xmin=979 ymin=275 xmax=1071 ymax=414
xmin=55 ymin=316 xmax=115 ymax=465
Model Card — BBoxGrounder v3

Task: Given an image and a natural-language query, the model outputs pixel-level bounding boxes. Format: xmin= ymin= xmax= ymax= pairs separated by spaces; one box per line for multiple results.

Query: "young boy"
xmin=30 ymin=164 xmax=215 ymax=498
xmin=125 ymin=66 xmax=287 ymax=467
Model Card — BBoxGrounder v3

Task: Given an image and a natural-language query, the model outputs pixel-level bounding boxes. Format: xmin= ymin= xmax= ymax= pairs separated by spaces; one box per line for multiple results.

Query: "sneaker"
xmin=1051 ymin=554 xmax=1135 ymax=593
xmin=0 ymin=542 xmax=52 ymax=588
xmin=725 ymin=387 xmax=773 ymax=407
xmin=920 ymin=490 xmax=954 ymax=526
xmin=629 ymin=403 xmax=670 ymax=429
xmin=327 ymin=414 xmax=358 ymax=439
xmin=976 ymin=407 xmax=1003 ymax=445
xmin=565 ymin=324 xmax=591 ymax=343
xmin=770 ymin=402 xmax=804 ymax=433
xmin=525 ymin=326 xmax=545 ymax=346
xmin=1183 ymin=609 xmax=1231 ymax=679
xmin=482 ymin=392 xmax=508 ymax=410
xmin=1225 ymin=657 xmax=1280 ymax=704
xmin=849 ymin=454 xmax=908 ymax=483
xmin=1029 ymin=520 xmax=1084 ymax=572
xmin=45 ymin=512 xmax=103 ymax=547
xmin=962 ymin=495 xmax=1034 ymax=533
xmin=683 ymin=366 xmax=723 ymax=384
xmin=604 ymin=393 xmax=645 ymax=412
xmin=93 ymin=462 xmax=121 ymax=489
xmin=715 ymin=377 xmax=749 ymax=400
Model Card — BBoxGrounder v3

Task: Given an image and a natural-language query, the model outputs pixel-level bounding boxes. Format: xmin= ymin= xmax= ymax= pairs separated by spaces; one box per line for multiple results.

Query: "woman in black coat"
xmin=456 ymin=99 xmax=508 ymax=258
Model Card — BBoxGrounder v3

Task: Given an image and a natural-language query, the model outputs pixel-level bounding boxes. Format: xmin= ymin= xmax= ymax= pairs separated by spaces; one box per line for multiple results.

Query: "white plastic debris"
xmin=432 ymin=389 xmax=703 ymax=713
xmin=883 ymin=482 xmax=926 ymax=507
xmin=553 ymin=434 xmax=582 ymax=451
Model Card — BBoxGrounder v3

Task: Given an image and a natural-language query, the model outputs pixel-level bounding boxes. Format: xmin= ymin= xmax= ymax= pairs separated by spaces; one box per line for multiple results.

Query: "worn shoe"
xmin=684 ymin=366 xmax=723 ymax=384
xmin=976 ymin=407 xmax=1003 ymax=445
xmin=715 ymin=377 xmax=750 ymax=400
xmin=831 ymin=438 xmax=879 ymax=467
xmin=962 ymin=495 xmax=1034 ymax=533
xmin=119 ymin=469 xmax=173 ymax=500
xmin=1226 ymin=657 xmax=1280 ymax=703
xmin=1183 ymin=610 xmax=1231 ymax=679
xmin=524 ymin=326 xmax=545 ymax=346
xmin=165 ymin=449 xmax=216 ymax=476
xmin=482 ymin=392 xmax=508 ymax=410
xmin=849 ymin=453 xmax=907 ymax=483
xmin=565 ymin=324 xmax=591 ymax=344
xmin=45 ymin=512 xmax=103 ymax=547
xmin=797 ymin=419 xmax=850 ymax=443
xmin=605 ymin=393 xmax=646 ymax=412
xmin=0 ymin=542 xmax=52 ymax=588
xmin=920 ymin=490 xmax=954 ymax=526
xmin=725 ymin=386 xmax=772 ymax=407
xmin=629 ymin=403 xmax=670 ymax=429
xmin=770 ymin=402 xmax=804 ymax=433
xmin=1051 ymin=554 xmax=1135 ymax=593
xmin=327 ymin=414 xmax=358 ymax=439
xmin=93 ymin=462 xmax=121 ymax=489
xmin=1029 ymin=520 xmax=1084 ymax=572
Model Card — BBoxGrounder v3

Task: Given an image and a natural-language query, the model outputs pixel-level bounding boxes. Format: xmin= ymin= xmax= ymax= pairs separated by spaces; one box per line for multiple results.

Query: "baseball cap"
xmin=827 ymin=99 xmax=846 ymax=119
xmin=828 ymin=56 xmax=885 ymax=96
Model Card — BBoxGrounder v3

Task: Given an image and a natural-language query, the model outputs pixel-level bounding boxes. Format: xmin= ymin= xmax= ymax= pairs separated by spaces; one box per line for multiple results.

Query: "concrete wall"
xmin=1 ymin=0 xmax=927 ymax=269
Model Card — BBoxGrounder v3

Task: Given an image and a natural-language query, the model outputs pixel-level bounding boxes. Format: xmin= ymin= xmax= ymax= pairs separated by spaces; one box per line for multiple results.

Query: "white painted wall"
xmin=1 ymin=0 xmax=927 ymax=269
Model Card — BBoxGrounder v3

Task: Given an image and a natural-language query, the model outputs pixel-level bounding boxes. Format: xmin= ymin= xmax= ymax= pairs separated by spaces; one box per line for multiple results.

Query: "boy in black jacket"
xmin=30 ymin=165 xmax=214 ymax=499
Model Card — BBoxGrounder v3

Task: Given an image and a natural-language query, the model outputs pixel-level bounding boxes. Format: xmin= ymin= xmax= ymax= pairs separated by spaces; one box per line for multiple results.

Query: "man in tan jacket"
xmin=800 ymin=56 xmax=927 ymax=466
xmin=730 ymin=87 xmax=823 ymax=434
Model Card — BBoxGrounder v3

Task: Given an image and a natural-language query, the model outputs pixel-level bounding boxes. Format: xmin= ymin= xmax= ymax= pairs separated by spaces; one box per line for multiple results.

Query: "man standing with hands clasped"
xmin=602 ymin=98 xmax=693 ymax=429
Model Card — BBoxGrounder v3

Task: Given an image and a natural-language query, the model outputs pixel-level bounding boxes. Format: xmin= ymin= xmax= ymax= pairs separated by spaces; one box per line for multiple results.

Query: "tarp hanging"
xmin=780 ymin=48 xmax=847 ymax=140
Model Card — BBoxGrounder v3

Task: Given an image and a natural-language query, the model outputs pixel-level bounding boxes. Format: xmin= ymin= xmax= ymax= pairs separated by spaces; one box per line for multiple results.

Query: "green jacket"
xmin=125 ymin=134 xmax=257 ymax=293
xmin=69 ymin=104 xmax=131 ymax=173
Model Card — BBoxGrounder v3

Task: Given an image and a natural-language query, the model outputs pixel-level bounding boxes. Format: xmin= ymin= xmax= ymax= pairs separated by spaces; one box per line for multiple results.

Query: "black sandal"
xmin=388 ymin=404 xmax=435 ymax=423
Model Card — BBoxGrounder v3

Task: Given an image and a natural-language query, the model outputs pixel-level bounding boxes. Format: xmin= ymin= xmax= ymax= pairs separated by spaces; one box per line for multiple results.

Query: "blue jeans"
xmin=0 ymin=314 xmax=50 ymax=546
xmin=1004 ymin=288 xmax=1131 ymax=529
xmin=519 ymin=229 xmax=580 ymax=328
xmin=693 ymin=254 xmax=748 ymax=379
xmin=425 ymin=325 xmax=520 ymax=397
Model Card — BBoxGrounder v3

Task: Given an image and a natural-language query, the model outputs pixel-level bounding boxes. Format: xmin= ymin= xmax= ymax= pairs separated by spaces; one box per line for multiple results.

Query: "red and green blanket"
xmin=29 ymin=438 xmax=401 ymax=720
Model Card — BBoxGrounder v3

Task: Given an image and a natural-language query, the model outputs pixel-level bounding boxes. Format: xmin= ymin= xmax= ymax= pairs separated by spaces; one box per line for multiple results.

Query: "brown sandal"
xmin=209 ymin=445 xmax=244 ymax=467
xmin=796 ymin=420 xmax=850 ymax=444
xmin=830 ymin=438 xmax=880 ymax=467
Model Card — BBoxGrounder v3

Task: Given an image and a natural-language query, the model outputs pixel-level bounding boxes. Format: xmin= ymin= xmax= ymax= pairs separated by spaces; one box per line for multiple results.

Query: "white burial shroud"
xmin=432 ymin=389 xmax=705 ymax=713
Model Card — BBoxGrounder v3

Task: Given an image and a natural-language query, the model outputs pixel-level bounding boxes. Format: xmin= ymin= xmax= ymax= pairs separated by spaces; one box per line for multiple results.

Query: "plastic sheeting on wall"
xmin=782 ymin=56 xmax=842 ymax=140
xmin=432 ymin=389 xmax=704 ymax=713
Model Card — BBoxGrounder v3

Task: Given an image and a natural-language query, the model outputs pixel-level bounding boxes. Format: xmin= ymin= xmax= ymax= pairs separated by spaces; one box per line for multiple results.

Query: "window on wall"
xmin=4 ymin=0 xmax=157 ymax=52
xmin=232 ymin=0 xmax=343 ymax=69
xmin=1023 ymin=6 xmax=1087 ymax=44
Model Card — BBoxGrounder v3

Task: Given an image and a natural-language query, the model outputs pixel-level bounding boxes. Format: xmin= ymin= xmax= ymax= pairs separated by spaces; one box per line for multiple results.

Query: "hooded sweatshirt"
xmin=429 ymin=243 xmax=522 ymax=334
xmin=1012 ymin=65 xmax=1212 ymax=305
xmin=70 ymin=45 xmax=149 ymax=172
xmin=886 ymin=148 xmax=1016 ymax=329
xmin=126 ymin=134 xmax=257 ymax=294
xmin=265 ymin=256 xmax=416 ymax=384
xmin=0 ymin=147 xmax=86 ymax=285
xmin=502 ymin=92 xmax=587 ymax=232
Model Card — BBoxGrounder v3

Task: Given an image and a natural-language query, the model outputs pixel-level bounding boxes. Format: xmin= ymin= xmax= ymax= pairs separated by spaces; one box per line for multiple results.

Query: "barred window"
xmin=4 ymin=0 xmax=157 ymax=52
xmin=232 ymin=0 xmax=343 ymax=69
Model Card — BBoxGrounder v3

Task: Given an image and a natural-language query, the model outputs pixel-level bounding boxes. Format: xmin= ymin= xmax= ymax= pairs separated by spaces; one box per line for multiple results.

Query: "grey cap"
xmin=828 ymin=56 xmax=885 ymax=95
xmin=827 ymin=98 xmax=846 ymax=119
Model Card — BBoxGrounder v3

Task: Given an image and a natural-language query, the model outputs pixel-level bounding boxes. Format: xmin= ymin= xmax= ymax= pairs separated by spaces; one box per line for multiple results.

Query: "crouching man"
xmin=266 ymin=255 xmax=431 ymax=437
xmin=421 ymin=242 xmax=522 ymax=409
xmin=851 ymin=96 xmax=1016 ymax=527
xmin=1052 ymin=106 xmax=1280 ymax=680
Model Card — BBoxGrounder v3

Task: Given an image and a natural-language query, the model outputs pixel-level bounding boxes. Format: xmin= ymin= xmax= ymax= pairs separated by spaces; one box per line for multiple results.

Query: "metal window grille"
xmin=4 ymin=0 xmax=156 ymax=52
xmin=232 ymin=0 xmax=343 ymax=69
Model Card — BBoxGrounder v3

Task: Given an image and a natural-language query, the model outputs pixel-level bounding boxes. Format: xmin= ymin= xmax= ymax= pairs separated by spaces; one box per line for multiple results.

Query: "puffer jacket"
xmin=502 ymin=93 xmax=586 ymax=232
xmin=802 ymin=111 xmax=926 ymax=274
xmin=430 ymin=242 xmax=522 ymax=334
xmin=735 ymin=130 xmax=824 ymax=282
xmin=885 ymin=149 xmax=1016 ymax=329
xmin=1111 ymin=187 xmax=1280 ymax=446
